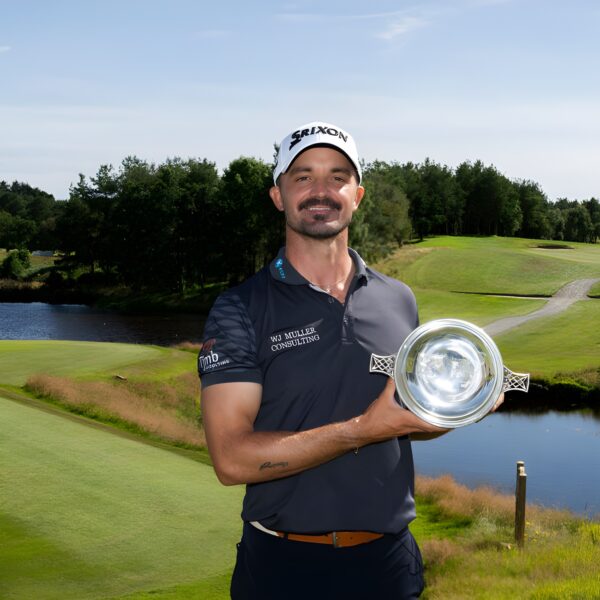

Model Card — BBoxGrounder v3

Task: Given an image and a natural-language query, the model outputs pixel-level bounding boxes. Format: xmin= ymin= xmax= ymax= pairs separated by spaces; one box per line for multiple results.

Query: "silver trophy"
xmin=369 ymin=319 xmax=529 ymax=428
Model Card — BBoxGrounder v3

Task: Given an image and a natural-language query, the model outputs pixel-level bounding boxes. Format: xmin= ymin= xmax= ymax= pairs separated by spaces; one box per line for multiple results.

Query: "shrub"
xmin=0 ymin=249 xmax=31 ymax=279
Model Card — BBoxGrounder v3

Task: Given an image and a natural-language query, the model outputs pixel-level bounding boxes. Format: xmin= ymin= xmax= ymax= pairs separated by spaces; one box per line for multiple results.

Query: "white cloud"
xmin=0 ymin=46 xmax=11 ymax=53
xmin=275 ymin=9 xmax=431 ymax=39
xmin=376 ymin=16 xmax=429 ymax=40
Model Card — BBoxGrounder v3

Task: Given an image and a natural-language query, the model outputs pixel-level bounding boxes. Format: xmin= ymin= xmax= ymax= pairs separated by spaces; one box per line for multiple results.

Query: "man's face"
xmin=270 ymin=147 xmax=365 ymax=240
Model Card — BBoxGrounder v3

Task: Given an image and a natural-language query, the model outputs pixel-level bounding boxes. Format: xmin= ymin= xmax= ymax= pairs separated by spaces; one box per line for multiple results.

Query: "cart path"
xmin=484 ymin=278 xmax=600 ymax=337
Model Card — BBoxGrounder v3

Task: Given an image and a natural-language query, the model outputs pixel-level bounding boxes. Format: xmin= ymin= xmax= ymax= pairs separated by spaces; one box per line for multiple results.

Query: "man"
xmin=198 ymin=121 xmax=486 ymax=599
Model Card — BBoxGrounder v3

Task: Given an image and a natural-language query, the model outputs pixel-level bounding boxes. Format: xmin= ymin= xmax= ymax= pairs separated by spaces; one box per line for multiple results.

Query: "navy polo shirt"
xmin=198 ymin=248 xmax=419 ymax=534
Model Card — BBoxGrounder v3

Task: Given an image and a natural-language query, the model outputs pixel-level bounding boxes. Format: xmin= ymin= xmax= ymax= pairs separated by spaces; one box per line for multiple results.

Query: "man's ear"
xmin=353 ymin=186 xmax=365 ymax=210
xmin=269 ymin=186 xmax=284 ymax=212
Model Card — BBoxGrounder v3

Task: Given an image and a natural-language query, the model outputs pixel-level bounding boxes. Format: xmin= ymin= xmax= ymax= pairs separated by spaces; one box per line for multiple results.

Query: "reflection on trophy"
xmin=369 ymin=319 xmax=530 ymax=428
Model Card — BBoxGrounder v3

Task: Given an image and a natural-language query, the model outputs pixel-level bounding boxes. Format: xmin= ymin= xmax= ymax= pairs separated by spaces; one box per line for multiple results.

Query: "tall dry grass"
xmin=26 ymin=373 xmax=205 ymax=448
xmin=171 ymin=341 xmax=202 ymax=353
xmin=416 ymin=474 xmax=573 ymax=528
xmin=415 ymin=475 xmax=599 ymax=598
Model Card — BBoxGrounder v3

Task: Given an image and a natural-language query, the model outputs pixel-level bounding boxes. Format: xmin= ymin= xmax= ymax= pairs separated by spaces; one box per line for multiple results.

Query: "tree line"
xmin=1 ymin=156 xmax=599 ymax=291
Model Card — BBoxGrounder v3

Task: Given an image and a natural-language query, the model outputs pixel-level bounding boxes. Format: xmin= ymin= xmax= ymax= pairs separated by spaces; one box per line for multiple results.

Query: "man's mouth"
xmin=299 ymin=198 xmax=341 ymax=212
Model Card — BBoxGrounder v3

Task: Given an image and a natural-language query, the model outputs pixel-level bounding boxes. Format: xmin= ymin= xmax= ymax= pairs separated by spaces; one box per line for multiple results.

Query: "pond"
xmin=412 ymin=410 xmax=600 ymax=516
xmin=0 ymin=302 xmax=203 ymax=346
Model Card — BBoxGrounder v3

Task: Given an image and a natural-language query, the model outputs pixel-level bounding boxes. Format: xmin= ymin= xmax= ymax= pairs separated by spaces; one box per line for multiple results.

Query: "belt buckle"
xmin=332 ymin=531 xmax=339 ymax=548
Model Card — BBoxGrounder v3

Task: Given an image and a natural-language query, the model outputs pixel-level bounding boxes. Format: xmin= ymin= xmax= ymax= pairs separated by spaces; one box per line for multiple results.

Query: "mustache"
xmin=298 ymin=197 xmax=341 ymax=211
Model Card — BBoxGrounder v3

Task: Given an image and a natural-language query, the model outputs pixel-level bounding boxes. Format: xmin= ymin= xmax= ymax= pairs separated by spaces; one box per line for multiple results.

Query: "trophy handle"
xmin=502 ymin=366 xmax=530 ymax=393
xmin=369 ymin=354 xmax=396 ymax=378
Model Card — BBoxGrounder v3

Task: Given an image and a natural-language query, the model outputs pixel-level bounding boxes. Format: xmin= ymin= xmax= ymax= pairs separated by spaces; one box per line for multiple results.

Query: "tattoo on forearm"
xmin=259 ymin=461 xmax=289 ymax=471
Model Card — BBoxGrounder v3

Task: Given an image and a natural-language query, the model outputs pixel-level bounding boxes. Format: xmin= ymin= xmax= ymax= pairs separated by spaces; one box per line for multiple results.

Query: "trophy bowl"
xmin=370 ymin=319 xmax=529 ymax=428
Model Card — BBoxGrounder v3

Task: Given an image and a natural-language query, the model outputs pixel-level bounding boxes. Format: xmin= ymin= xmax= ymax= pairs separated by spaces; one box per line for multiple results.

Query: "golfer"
xmin=199 ymin=121 xmax=462 ymax=598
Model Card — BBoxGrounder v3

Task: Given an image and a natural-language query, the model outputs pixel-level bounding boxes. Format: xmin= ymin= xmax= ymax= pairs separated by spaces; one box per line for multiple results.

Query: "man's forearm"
xmin=204 ymin=378 xmax=448 ymax=486
xmin=211 ymin=419 xmax=361 ymax=485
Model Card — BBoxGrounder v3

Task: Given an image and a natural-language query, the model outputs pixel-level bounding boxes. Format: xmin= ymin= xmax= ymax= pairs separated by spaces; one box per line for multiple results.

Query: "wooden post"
xmin=515 ymin=460 xmax=527 ymax=547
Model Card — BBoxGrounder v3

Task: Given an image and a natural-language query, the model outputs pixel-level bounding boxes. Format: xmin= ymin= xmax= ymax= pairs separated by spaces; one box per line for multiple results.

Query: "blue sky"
xmin=1 ymin=0 xmax=599 ymax=200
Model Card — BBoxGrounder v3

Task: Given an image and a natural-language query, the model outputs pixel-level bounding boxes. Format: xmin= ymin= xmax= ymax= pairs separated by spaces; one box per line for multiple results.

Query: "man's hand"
xmin=353 ymin=378 xmax=449 ymax=445
xmin=491 ymin=392 xmax=505 ymax=413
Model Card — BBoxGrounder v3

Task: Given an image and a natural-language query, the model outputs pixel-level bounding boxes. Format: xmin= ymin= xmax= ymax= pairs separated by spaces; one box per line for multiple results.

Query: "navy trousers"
xmin=230 ymin=522 xmax=425 ymax=600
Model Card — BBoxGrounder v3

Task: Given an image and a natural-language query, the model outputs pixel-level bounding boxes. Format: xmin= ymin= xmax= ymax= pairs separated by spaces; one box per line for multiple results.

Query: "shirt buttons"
xmin=328 ymin=297 xmax=334 ymax=304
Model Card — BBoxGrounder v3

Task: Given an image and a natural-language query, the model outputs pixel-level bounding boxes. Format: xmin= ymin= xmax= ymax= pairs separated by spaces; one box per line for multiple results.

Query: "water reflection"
xmin=412 ymin=410 xmax=600 ymax=516
xmin=0 ymin=302 xmax=203 ymax=346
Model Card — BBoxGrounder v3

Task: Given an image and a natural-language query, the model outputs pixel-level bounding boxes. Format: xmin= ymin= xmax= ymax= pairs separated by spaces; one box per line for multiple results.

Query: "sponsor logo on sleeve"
xmin=198 ymin=338 xmax=231 ymax=372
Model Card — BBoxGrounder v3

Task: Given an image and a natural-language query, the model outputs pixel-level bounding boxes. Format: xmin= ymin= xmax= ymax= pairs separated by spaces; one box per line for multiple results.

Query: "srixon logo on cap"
xmin=289 ymin=125 xmax=348 ymax=150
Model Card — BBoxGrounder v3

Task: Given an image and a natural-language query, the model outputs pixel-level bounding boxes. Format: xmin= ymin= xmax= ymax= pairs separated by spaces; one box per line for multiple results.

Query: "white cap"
xmin=273 ymin=121 xmax=362 ymax=184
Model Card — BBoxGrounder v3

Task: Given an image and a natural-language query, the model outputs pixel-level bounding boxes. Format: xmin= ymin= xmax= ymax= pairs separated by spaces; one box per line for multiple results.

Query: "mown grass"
xmin=0 ymin=395 xmax=243 ymax=600
xmin=0 ymin=340 xmax=164 ymax=387
xmin=377 ymin=236 xmax=600 ymax=297
xmin=496 ymin=300 xmax=600 ymax=377
xmin=415 ymin=288 xmax=546 ymax=326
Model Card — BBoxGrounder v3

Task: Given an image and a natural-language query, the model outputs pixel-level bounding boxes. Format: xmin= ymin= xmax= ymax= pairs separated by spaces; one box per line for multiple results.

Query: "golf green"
xmin=0 ymin=340 xmax=163 ymax=387
xmin=0 ymin=395 xmax=244 ymax=600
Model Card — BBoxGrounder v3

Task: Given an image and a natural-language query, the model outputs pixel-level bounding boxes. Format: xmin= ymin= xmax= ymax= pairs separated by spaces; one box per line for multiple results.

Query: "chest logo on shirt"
xmin=269 ymin=324 xmax=321 ymax=353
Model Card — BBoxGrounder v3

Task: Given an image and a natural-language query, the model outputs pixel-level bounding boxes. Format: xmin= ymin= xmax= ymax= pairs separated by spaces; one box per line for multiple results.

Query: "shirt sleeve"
xmin=197 ymin=291 xmax=263 ymax=389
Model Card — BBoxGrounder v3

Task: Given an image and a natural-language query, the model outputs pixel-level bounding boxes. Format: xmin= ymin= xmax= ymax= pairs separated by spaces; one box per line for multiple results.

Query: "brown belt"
xmin=276 ymin=530 xmax=384 ymax=548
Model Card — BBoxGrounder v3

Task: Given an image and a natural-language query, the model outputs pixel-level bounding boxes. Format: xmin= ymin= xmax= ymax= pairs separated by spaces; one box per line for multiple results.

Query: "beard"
xmin=285 ymin=196 xmax=352 ymax=240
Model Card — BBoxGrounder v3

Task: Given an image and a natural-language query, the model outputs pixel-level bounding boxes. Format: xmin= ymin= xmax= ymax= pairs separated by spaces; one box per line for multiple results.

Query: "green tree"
xmin=582 ymin=198 xmax=600 ymax=243
xmin=57 ymin=169 xmax=117 ymax=276
xmin=563 ymin=205 xmax=594 ymax=242
xmin=456 ymin=162 xmax=521 ymax=236
xmin=352 ymin=161 xmax=411 ymax=259
xmin=0 ymin=181 xmax=56 ymax=249
xmin=546 ymin=205 xmax=565 ymax=240
xmin=110 ymin=157 xmax=173 ymax=289
xmin=168 ymin=158 xmax=221 ymax=288
xmin=219 ymin=157 xmax=280 ymax=282
xmin=515 ymin=181 xmax=551 ymax=239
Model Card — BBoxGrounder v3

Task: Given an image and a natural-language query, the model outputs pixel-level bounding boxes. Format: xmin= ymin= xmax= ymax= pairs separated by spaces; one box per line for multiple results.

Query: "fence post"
xmin=515 ymin=460 xmax=527 ymax=547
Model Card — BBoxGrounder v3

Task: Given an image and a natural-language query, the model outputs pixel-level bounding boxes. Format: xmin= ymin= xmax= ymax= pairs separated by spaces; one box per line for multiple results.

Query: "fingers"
xmin=492 ymin=392 xmax=505 ymax=413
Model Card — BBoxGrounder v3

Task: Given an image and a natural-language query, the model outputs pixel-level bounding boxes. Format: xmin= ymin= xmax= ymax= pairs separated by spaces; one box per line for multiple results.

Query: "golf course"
xmin=2 ymin=236 xmax=600 ymax=599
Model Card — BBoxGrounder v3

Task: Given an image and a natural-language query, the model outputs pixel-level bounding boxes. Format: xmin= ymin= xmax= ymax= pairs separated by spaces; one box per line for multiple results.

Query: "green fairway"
xmin=378 ymin=236 xmax=600 ymax=297
xmin=0 ymin=340 xmax=163 ymax=386
xmin=415 ymin=288 xmax=546 ymax=325
xmin=496 ymin=300 xmax=600 ymax=376
xmin=0 ymin=396 xmax=243 ymax=600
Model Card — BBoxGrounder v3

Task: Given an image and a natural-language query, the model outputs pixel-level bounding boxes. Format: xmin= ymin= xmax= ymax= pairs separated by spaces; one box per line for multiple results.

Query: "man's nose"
xmin=311 ymin=178 xmax=329 ymax=197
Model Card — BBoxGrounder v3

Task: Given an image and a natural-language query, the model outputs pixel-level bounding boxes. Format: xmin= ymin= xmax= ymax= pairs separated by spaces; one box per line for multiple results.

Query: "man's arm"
xmin=202 ymin=377 xmax=448 ymax=485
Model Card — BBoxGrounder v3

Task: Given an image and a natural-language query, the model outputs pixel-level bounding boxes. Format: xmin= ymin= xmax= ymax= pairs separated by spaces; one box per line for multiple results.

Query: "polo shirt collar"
xmin=269 ymin=247 xmax=369 ymax=285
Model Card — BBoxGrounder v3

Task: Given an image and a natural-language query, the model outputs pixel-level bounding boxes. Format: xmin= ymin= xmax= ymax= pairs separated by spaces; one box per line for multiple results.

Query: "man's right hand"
xmin=353 ymin=378 xmax=449 ymax=444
